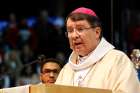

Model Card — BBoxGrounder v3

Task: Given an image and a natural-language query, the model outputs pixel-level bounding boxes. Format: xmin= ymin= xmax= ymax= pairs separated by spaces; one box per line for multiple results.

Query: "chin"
xmin=74 ymin=50 xmax=82 ymax=55
xmin=48 ymin=83 xmax=54 ymax=85
xmin=79 ymin=51 xmax=89 ymax=57
xmin=75 ymin=52 xmax=83 ymax=56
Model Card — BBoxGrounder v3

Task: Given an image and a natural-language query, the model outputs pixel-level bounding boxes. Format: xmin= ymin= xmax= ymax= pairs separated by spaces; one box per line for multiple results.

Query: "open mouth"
xmin=75 ymin=43 xmax=81 ymax=45
xmin=74 ymin=42 xmax=83 ymax=48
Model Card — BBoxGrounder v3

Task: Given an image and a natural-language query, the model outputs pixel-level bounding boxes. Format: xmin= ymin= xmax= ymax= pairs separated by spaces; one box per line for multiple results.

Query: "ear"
xmin=95 ymin=27 xmax=101 ymax=38
xmin=40 ymin=74 xmax=43 ymax=81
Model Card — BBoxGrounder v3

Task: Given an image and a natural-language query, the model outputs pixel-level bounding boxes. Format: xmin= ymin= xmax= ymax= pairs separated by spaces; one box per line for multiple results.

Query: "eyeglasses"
xmin=65 ymin=26 xmax=95 ymax=37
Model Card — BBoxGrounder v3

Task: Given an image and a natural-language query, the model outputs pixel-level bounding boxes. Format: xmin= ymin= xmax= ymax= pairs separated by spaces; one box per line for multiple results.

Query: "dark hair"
xmin=40 ymin=58 xmax=63 ymax=73
xmin=66 ymin=13 xmax=103 ymax=39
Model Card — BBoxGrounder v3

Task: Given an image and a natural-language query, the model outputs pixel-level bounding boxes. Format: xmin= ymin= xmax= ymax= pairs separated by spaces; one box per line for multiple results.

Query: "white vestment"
xmin=55 ymin=38 xmax=140 ymax=93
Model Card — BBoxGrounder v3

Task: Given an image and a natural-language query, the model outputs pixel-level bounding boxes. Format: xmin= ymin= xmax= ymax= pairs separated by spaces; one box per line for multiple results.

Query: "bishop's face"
xmin=66 ymin=18 xmax=101 ymax=57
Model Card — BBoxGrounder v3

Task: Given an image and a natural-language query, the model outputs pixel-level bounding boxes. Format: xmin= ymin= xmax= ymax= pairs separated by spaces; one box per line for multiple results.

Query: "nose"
xmin=70 ymin=29 xmax=80 ymax=39
xmin=49 ymin=72 xmax=55 ymax=77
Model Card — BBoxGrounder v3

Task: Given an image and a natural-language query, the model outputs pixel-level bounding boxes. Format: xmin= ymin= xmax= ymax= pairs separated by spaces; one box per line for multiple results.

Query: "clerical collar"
xmin=69 ymin=37 xmax=115 ymax=71
xmin=78 ymin=50 xmax=94 ymax=64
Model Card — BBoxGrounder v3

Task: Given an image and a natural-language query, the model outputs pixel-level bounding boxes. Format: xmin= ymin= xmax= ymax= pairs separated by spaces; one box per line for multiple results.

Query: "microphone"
xmin=37 ymin=54 xmax=46 ymax=63
xmin=24 ymin=54 xmax=46 ymax=66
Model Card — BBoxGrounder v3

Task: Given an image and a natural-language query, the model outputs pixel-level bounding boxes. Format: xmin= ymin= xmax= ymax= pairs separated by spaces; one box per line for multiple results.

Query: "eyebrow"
xmin=42 ymin=68 xmax=60 ymax=71
xmin=67 ymin=25 xmax=87 ymax=28
xmin=43 ymin=68 xmax=59 ymax=70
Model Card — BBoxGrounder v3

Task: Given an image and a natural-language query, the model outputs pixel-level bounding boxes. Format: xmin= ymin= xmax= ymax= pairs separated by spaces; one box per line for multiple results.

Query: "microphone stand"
xmin=23 ymin=54 xmax=46 ymax=67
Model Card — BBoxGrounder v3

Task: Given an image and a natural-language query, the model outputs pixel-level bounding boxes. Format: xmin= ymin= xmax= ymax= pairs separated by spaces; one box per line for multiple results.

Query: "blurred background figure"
xmin=4 ymin=49 xmax=23 ymax=87
xmin=0 ymin=62 xmax=11 ymax=88
xmin=4 ymin=13 xmax=18 ymax=49
xmin=130 ymin=49 xmax=140 ymax=80
xmin=16 ymin=65 xmax=39 ymax=86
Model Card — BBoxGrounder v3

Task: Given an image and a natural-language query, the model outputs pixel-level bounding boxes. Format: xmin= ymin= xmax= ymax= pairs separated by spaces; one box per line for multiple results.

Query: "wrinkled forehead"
xmin=66 ymin=18 xmax=90 ymax=28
